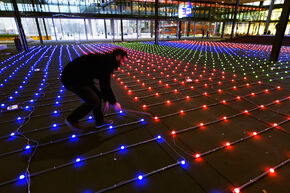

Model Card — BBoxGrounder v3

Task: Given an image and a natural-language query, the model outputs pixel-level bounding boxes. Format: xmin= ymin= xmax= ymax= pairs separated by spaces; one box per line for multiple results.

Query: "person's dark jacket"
xmin=61 ymin=53 xmax=119 ymax=104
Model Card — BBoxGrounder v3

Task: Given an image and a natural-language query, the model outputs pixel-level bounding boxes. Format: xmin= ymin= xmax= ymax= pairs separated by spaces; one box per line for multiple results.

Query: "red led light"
xmin=186 ymin=96 xmax=190 ymax=100
xmin=265 ymin=89 xmax=269 ymax=93
xmin=277 ymin=86 xmax=281 ymax=90
xmin=273 ymin=123 xmax=278 ymax=127
xmin=155 ymin=93 xmax=159 ymax=96
xmin=260 ymin=105 xmax=264 ymax=109
xmin=218 ymin=89 xmax=222 ymax=93
xmin=203 ymin=105 xmax=207 ymax=109
xmin=233 ymin=86 xmax=237 ymax=90
xmin=203 ymin=92 xmax=208 ymax=96
xmin=166 ymin=100 xmax=171 ymax=104
xmin=221 ymin=100 xmax=227 ymax=104
xmin=180 ymin=110 xmax=184 ymax=114
xmin=251 ymin=92 xmax=255 ymax=96
xmin=171 ymin=130 xmax=176 ymax=135
xmin=194 ymin=153 xmax=200 ymax=158
xmin=252 ymin=131 xmax=257 ymax=136
xmin=233 ymin=188 xmax=240 ymax=193
xmin=246 ymin=83 xmax=250 ymax=87
xmin=148 ymin=87 xmax=152 ymax=90
xmin=269 ymin=168 xmax=275 ymax=174
xmin=200 ymin=123 xmax=204 ymax=127
xmin=275 ymin=100 xmax=280 ymax=104
xmin=134 ymin=97 xmax=138 ymax=100
xmin=236 ymin=96 xmax=241 ymax=100
xmin=244 ymin=110 xmax=249 ymax=114
xmin=128 ymin=90 xmax=132 ymax=94
xmin=174 ymin=89 xmax=178 ymax=93
xmin=223 ymin=116 xmax=227 ymax=120
xmin=142 ymin=105 xmax=147 ymax=109
xmin=154 ymin=116 xmax=159 ymax=120
xmin=225 ymin=142 xmax=231 ymax=147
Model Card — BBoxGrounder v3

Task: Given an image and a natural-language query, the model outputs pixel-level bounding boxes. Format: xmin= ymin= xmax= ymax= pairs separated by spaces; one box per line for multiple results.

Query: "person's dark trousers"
xmin=64 ymin=83 xmax=104 ymax=123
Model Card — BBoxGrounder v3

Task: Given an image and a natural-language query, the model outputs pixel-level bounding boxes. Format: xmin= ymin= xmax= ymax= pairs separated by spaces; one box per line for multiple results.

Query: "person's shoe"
xmin=65 ymin=119 xmax=84 ymax=132
xmin=95 ymin=119 xmax=113 ymax=128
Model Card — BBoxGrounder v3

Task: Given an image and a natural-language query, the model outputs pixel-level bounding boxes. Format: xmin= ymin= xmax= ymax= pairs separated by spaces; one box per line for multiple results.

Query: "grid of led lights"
xmin=0 ymin=41 xmax=289 ymax=193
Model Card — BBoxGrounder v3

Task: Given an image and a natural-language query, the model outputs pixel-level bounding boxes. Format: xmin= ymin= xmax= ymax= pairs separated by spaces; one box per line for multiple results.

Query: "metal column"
xmin=120 ymin=19 xmax=124 ymax=41
xmin=264 ymin=0 xmax=275 ymax=34
xmin=247 ymin=22 xmax=251 ymax=35
xmin=221 ymin=22 xmax=226 ymax=38
xmin=154 ymin=0 xmax=159 ymax=45
xmin=269 ymin=0 xmax=290 ymax=62
xmin=231 ymin=0 xmax=240 ymax=39
xmin=187 ymin=20 xmax=190 ymax=37
xmin=52 ymin=18 xmax=57 ymax=41
xmin=104 ymin=19 xmax=107 ymax=39
xmin=84 ymin=19 xmax=88 ymax=41
xmin=137 ymin=20 xmax=139 ymax=40
xmin=42 ymin=18 xmax=49 ymax=40
xmin=11 ymin=0 xmax=29 ymax=52
xmin=177 ymin=20 xmax=181 ymax=40
xmin=31 ymin=0 xmax=43 ymax=44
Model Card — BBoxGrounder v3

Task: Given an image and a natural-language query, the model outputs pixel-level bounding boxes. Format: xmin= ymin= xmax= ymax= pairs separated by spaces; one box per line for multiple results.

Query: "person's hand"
xmin=104 ymin=101 xmax=110 ymax=113
xmin=113 ymin=102 xmax=122 ymax=112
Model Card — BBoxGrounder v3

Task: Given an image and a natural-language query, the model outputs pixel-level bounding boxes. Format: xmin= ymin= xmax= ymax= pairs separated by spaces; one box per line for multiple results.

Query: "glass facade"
xmin=0 ymin=0 xmax=289 ymax=42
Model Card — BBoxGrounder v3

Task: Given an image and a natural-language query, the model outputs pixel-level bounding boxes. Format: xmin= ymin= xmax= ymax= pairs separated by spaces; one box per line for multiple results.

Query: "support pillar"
xmin=221 ymin=22 xmax=226 ymax=38
xmin=84 ymin=19 xmax=88 ymax=41
xmin=154 ymin=0 xmax=159 ymax=45
xmin=187 ymin=20 xmax=190 ymax=37
xmin=177 ymin=20 xmax=182 ymax=40
xmin=193 ymin=21 xmax=196 ymax=39
xmin=247 ymin=22 xmax=251 ymax=35
xmin=269 ymin=0 xmax=290 ymax=62
xmin=35 ymin=18 xmax=43 ymax=44
xmin=42 ymin=18 xmax=49 ymax=40
xmin=120 ymin=19 xmax=124 ymax=41
xmin=137 ymin=20 xmax=139 ymax=39
xmin=52 ymin=18 xmax=57 ymax=41
xmin=264 ymin=0 xmax=275 ymax=34
xmin=104 ymin=19 xmax=107 ymax=39
xmin=111 ymin=19 xmax=115 ymax=41
xmin=231 ymin=0 xmax=240 ymax=39
xmin=151 ymin=20 xmax=154 ymax=38
xmin=12 ymin=0 xmax=29 ymax=52
xmin=31 ymin=0 xmax=43 ymax=44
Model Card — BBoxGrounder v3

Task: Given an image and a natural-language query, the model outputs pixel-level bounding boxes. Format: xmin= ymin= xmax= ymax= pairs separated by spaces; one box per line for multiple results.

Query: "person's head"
xmin=112 ymin=48 xmax=128 ymax=67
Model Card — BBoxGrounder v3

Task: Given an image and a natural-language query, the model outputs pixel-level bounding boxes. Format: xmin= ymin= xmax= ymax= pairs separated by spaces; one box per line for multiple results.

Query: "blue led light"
xmin=52 ymin=123 xmax=57 ymax=127
xmin=53 ymin=110 xmax=58 ymax=114
xmin=9 ymin=96 xmax=13 ymax=100
xmin=17 ymin=117 xmax=22 ymax=120
xmin=18 ymin=174 xmax=25 ymax=180
xmin=25 ymin=145 xmax=31 ymax=150
xmin=180 ymin=160 xmax=186 ymax=165
xmin=30 ymin=99 xmax=34 ymax=103
xmin=140 ymin=118 xmax=145 ymax=122
xmin=119 ymin=110 xmax=123 ymax=114
xmin=71 ymin=134 xmax=76 ymax=138
xmin=10 ymin=132 xmax=15 ymax=137
xmin=137 ymin=175 xmax=143 ymax=180
xmin=25 ymin=106 xmax=29 ymax=109
xmin=55 ymin=101 xmax=59 ymax=105
xmin=88 ymin=116 xmax=93 ymax=119
xmin=156 ymin=135 xmax=162 ymax=139
xmin=108 ymin=125 xmax=113 ymax=129
xmin=120 ymin=145 xmax=126 ymax=150
xmin=75 ymin=158 xmax=81 ymax=163
xmin=1 ymin=104 xmax=5 ymax=107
